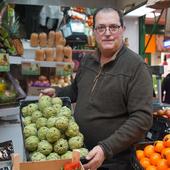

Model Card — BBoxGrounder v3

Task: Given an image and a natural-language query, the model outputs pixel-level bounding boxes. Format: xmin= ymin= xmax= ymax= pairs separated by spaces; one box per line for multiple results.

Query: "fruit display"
xmin=28 ymin=75 xmax=50 ymax=87
xmin=0 ymin=73 xmax=26 ymax=105
xmin=28 ymin=75 xmax=72 ymax=88
xmin=21 ymin=96 xmax=88 ymax=161
xmin=1 ymin=17 xmax=24 ymax=56
xmin=0 ymin=76 xmax=17 ymax=104
xmin=135 ymin=134 xmax=170 ymax=169
xmin=30 ymin=31 xmax=73 ymax=63
xmin=0 ymin=89 xmax=17 ymax=103
xmin=50 ymin=75 xmax=72 ymax=88
xmin=0 ymin=26 xmax=16 ymax=55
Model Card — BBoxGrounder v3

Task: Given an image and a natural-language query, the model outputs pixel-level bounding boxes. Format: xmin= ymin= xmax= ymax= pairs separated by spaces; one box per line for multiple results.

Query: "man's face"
xmin=94 ymin=10 xmax=125 ymax=54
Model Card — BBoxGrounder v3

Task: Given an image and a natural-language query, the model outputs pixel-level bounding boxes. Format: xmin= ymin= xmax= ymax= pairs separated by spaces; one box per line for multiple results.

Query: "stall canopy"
xmin=6 ymin=0 xmax=147 ymax=11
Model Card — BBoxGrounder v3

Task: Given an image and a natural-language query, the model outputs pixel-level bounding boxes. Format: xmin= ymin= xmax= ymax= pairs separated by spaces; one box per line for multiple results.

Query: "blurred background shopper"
xmin=162 ymin=73 xmax=170 ymax=104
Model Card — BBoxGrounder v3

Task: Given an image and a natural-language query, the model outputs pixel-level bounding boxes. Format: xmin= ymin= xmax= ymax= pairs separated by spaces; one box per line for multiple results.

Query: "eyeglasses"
xmin=95 ymin=24 xmax=121 ymax=35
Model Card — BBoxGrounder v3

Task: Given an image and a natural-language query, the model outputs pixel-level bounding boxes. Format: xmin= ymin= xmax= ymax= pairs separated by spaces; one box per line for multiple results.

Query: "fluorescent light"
xmin=126 ymin=5 xmax=155 ymax=17
xmin=146 ymin=12 xmax=161 ymax=18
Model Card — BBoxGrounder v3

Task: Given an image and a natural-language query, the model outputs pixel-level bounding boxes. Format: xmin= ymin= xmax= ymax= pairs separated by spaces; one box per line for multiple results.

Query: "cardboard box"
xmin=20 ymin=159 xmax=73 ymax=170
xmin=12 ymin=151 xmax=84 ymax=170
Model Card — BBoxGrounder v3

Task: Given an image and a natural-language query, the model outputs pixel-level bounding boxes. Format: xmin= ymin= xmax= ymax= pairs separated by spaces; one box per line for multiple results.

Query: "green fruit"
xmin=25 ymin=136 xmax=39 ymax=152
xmin=55 ymin=116 xmax=69 ymax=131
xmin=65 ymin=121 xmax=79 ymax=138
xmin=58 ymin=106 xmax=72 ymax=118
xmin=43 ymin=106 xmax=56 ymax=118
xmin=47 ymin=117 xmax=57 ymax=128
xmin=24 ymin=125 xmax=37 ymax=138
xmin=47 ymin=153 xmax=60 ymax=160
xmin=61 ymin=151 xmax=72 ymax=159
xmin=46 ymin=127 xmax=61 ymax=143
xmin=31 ymin=110 xmax=42 ymax=123
xmin=68 ymin=136 xmax=83 ymax=150
xmin=54 ymin=138 xmax=68 ymax=155
xmin=38 ymin=127 xmax=48 ymax=140
xmin=31 ymin=152 xmax=46 ymax=161
xmin=23 ymin=116 xmax=32 ymax=126
xmin=37 ymin=140 xmax=53 ymax=155
xmin=36 ymin=117 xmax=47 ymax=129
xmin=51 ymin=97 xmax=63 ymax=106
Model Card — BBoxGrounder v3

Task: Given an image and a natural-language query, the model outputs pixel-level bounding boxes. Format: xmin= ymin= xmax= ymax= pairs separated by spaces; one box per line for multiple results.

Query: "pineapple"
xmin=0 ymin=1 xmax=16 ymax=54
xmin=3 ymin=12 xmax=24 ymax=56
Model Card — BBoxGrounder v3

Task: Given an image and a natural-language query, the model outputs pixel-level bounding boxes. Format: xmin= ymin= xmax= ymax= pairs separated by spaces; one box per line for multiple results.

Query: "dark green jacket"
xmin=58 ymin=45 xmax=153 ymax=159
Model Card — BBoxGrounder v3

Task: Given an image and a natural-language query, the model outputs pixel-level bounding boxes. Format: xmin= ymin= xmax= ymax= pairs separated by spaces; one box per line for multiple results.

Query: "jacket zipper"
xmin=91 ymin=67 xmax=102 ymax=94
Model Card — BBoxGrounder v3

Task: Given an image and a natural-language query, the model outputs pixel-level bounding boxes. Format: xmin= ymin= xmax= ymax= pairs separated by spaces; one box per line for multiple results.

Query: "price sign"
xmin=21 ymin=62 xmax=40 ymax=75
xmin=56 ymin=63 xmax=73 ymax=76
xmin=0 ymin=53 xmax=10 ymax=72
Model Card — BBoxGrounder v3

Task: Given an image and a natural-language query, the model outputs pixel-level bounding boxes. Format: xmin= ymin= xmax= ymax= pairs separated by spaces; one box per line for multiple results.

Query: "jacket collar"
xmin=93 ymin=44 xmax=126 ymax=65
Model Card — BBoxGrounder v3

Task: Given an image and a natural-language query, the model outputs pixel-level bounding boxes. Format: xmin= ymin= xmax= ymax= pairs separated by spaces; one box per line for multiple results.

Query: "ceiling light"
xmin=125 ymin=5 xmax=156 ymax=17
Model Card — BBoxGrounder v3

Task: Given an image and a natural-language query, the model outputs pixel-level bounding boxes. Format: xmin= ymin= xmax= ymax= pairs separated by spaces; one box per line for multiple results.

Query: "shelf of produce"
xmin=21 ymin=59 xmax=71 ymax=68
xmin=9 ymin=56 xmax=73 ymax=68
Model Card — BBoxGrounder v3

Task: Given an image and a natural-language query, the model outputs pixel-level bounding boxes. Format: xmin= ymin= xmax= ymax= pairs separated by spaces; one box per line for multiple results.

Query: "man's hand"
xmin=83 ymin=145 xmax=105 ymax=170
xmin=39 ymin=88 xmax=56 ymax=97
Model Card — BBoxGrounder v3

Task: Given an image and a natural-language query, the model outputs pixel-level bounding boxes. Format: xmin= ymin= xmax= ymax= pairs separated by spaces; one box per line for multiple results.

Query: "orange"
xmin=167 ymin=154 xmax=170 ymax=166
xmin=149 ymin=152 xmax=161 ymax=166
xmin=136 ymin=150 xmax=145 ymax=160
xmin=154 ymin=140 xmax=165 ymax=153
xmin=140 ymin=157 xmax=151 ymax=169
xmin=144 ymin=145 xmax=155 ymax=158
xmin=161 ymin=148 xmax=170 ymax=159
xmin=157 ymin=159 xmax=169 ymax=170
xmin=146 ymin=165 xmax=157 ymax=170
xmin=163 ymin=134 xmax=170 ymax=148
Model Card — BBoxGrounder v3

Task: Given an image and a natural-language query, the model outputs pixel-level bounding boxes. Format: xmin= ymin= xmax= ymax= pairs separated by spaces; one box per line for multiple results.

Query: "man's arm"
xmin=98 ymin=62 xmax=153 ymax=159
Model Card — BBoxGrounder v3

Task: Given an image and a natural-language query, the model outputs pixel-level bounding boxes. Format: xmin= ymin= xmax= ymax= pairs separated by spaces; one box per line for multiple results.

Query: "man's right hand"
xmin=40 ymin=88 xmax=56 ymax=97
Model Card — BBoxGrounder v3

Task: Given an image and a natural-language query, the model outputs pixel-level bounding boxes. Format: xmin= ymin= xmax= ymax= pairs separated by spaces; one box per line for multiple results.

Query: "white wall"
xmin=124 ymin=16 xmax=139 ymax=54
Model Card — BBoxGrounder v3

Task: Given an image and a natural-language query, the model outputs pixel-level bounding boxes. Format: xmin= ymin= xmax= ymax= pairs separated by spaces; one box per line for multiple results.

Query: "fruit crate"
xmin=131 ymin=142 xmax=154 ymax=170
xmin=146 ymin=115 xmax=170 ymax=141
xmin=12 ymin=150 xmax=84 ymax=170
xmin=19 ymin=97 xmax=72 ymax=161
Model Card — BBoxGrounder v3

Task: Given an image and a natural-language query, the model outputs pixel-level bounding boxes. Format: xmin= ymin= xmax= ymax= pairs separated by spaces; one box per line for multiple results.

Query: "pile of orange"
xmin=136 ymin=134 xmax=170 ymax=170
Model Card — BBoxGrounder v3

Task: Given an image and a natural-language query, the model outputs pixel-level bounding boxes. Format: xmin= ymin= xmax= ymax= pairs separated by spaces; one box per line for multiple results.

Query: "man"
xmin=41 ymin=8 xmax=153 ymax=170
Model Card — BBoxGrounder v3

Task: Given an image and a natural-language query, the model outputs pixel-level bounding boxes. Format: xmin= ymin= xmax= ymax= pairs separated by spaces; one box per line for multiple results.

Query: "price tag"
xmin=21 ymin=62 xmax=40 ymax=75
xmin=56 ymin=63 xmax=73 ymax=76
xmin=0 ymin=53 xmax=10 ymax=72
